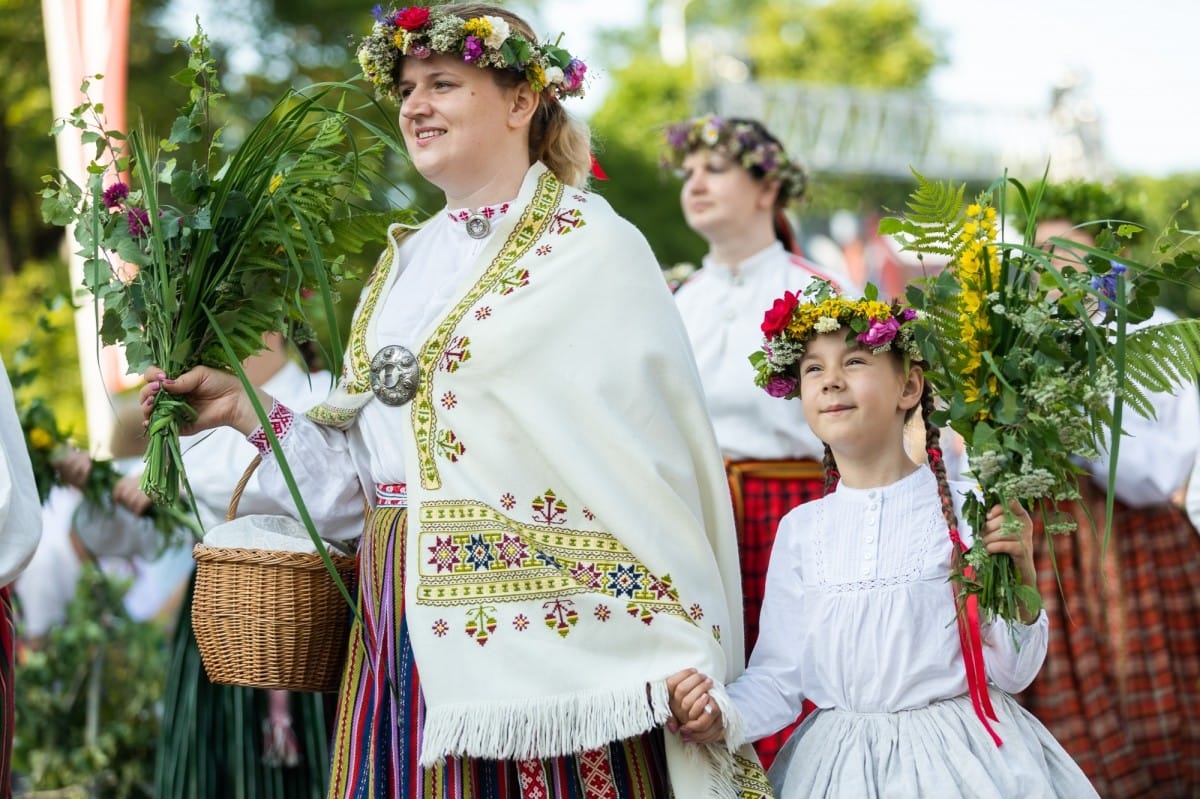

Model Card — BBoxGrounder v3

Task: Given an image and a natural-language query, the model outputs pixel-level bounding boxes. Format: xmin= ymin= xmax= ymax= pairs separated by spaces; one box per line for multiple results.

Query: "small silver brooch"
xmin=370 ymin=345 xmax=420 ymax=406
xmin=464 ymin=213 xmax=490 ymax=239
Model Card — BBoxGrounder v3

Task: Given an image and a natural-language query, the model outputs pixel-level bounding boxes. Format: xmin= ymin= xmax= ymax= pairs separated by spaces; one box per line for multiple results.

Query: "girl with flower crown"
xmin=664 ymin=282 xmax=1098 ymax=797
xmin=140 ymin=3 xmax=770 ymax=798
xmin=661 ymin=114 xmax=853 ymax=768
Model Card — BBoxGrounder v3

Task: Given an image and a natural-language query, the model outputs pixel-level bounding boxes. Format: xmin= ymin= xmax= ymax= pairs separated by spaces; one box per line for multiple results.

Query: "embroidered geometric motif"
xmin=516 ymin=759 xmax=549 ymax=799
xmin=733 ymin=751 xmax=774 ymax=799
xmin=543 ymin=598 xmax=578 ymax=638
xmin=440 ymin=391 xmax=457 ymax=410
xmin=435 ymin=429 xmax=466 ymax=462
xmin=494 ymin=267 xmax=531 ymax=296
xmin=438 ymin=336 xmax=471 ymax=373
xmin=248 ymin=399 xmax=294 ymax=455
xmin=536 ymin=244 xmax=552 ymax=256
xmin=414 ymin=500 xmax=692 ymax=629
xmin=551 ymin=207 xmax=585 ymax=236
xmin=578 ymin=747 xmax=618 ymax=799
xmin=464 ymin=605 xmax=498 ymax=646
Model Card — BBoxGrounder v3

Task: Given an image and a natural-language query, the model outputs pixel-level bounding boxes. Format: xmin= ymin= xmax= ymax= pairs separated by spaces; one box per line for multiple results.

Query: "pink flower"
xmin=761 ymin=290 xmax=799 ymax=337
xmin=102 ymin=181 xmax=129 ymax=209
xmin=409 ymin=44 xmax=431 ymax=59
xmin=765 ymin=375 xmax=798 ymax=397
xmin=126 ymin=208 xmax=151 ymax=238
xmin=857 ymin=317 xmax=900 ymax=348
xmin=562 ymin=58 xmax=587 ymax=92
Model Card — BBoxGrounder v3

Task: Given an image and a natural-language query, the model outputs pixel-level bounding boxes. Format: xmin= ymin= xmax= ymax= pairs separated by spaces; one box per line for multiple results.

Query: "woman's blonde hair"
xmin=434 ymin=3 xmax=592 ymax=187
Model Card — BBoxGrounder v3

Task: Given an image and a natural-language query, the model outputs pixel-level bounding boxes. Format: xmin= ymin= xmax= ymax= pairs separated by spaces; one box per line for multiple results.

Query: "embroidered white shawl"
xmin=309 ymin=163 xmax=769 ymax=797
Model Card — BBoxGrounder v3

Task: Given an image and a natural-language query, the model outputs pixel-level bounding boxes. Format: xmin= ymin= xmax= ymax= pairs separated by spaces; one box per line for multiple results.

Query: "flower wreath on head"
xmin=661 ymin=114 xmax=809 ymax=203
xmin=357 ymin=5 xmax=588 ymax=101
xmin=751 ymin=279 xmax=921 ymax=399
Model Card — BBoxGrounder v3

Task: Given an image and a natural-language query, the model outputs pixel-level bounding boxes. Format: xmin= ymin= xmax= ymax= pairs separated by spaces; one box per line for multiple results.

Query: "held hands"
xmin=665 ymin=668 xmax=726 ymax=746
xmin=981 ymin=499 xmax=1038 ymax=623
xmin=139 ymin=366 xmax=271 ymax=437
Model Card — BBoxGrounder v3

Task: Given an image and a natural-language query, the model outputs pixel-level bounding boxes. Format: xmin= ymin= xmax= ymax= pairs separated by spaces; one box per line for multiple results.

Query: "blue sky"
xmin=530 ymin=0 xmax=1200 ymax=177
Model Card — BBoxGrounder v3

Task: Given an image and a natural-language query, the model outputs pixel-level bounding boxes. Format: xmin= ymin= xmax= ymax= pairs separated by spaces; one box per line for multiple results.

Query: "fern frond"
xmin=1113 ymin=319 xmax=1200 ymax=412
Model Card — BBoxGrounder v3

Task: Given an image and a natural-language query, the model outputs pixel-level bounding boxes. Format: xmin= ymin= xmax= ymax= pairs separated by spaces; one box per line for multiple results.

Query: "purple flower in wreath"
xmin=857 ymin=317 xmax=901 ymax=349
xmin=462 ymin=35 xmax=484 ymax=63
xmin=765 ymin=375 xmax=798 ymax=398
xmin=900 ymin=308 xmax=917 ymax=321
xmin=562 ymin=58 xmax=587 ymax=92
xmin=102 ymin=181 xmax=129 ymax=209
xmin=126 ymin=207 xmax=151 ymax=238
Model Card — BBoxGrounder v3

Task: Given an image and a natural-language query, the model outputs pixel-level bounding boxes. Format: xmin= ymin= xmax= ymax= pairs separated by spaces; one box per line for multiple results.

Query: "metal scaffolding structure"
xmin=710 ymin=78 xmax=1111 ymax=183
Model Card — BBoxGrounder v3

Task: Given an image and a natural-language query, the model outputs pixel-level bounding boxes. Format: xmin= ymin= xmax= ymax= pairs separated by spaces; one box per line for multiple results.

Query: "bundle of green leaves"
xmin=880 ymin=171 xmax=1200 ymax=624
xmin=41 ymin=25 xmax=398 ymax=506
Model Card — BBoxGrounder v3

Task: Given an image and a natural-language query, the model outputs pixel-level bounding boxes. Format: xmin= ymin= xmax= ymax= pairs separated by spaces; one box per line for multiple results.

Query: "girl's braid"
xmin=922 ymin=384 xmax=959 ymax=533
xmin=822 ymin=442 xmax=839 ymax=495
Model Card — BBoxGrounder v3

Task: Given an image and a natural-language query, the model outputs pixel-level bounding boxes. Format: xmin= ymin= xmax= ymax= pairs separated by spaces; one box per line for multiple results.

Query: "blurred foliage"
xmin=12 ymin=564 xmax=168 ymax=798
xmin=588 ymin=0 xmax=944 ymax=268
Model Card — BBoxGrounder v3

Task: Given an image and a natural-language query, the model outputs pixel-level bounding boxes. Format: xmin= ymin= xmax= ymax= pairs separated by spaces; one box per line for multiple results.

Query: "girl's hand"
xmin=140 ymin=366 xmax=271 ymax=436
xmin=982 ymin=499 xmax=1038 ymax=622
xmin=665 ymin=668 xmax=726 ymax=745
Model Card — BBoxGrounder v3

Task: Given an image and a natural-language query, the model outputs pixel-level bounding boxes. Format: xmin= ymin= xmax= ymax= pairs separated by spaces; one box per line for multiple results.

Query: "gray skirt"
xmin=768 ymin=692 xmax=1099 ymax=799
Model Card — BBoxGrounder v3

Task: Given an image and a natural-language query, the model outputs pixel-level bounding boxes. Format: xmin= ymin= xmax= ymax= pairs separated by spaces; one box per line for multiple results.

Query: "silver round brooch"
xmin=464 ymin=213 xmax=490 ymax=239
xmin=370 ymin=345 xmax=420 ymax=406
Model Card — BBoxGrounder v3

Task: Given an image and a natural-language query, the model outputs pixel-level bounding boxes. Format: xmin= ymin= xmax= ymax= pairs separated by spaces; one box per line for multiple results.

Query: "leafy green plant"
xmin=881 ymin=170 xmax=1200 ymax=624
xmin=12 ymin=565 xmax=168 ymax=798
xmin=40 ymin=24 xmax=400 ymax=507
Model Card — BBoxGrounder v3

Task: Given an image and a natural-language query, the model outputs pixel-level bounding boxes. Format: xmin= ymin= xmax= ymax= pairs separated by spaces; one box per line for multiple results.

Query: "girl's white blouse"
xmin=728 ymin=466 xmax=1049 ymax=741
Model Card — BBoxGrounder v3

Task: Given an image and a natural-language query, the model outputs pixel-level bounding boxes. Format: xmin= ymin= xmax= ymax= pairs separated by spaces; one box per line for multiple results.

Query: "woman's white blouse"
xmin=673 ymin=242 xmax=848 ymax=461
xmin=255 ymin=208 xmax=507 ymax=540
xmin=728 ymin=466 xmax=1049 ymax=741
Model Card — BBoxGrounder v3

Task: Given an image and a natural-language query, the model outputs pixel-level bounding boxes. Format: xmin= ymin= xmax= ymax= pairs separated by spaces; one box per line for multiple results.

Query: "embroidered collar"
xmin=446 ymin=202 xmax=512 ymax=226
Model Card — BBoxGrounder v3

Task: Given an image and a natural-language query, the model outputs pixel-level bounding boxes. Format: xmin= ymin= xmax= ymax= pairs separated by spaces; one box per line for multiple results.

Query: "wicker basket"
xmin=191 ymin=455 xmax=357 ymax=693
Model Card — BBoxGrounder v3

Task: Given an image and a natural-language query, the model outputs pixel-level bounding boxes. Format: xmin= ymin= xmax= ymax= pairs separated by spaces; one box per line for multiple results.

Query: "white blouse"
xmin=253 ymin=204 xmax=511 ymax=540
xmin=728 ymin=466 xmax=1049 ymax=741
xmin=674 ymin=242 xmax=851 ymax=461
xmin=0 ymin=356 xmax=42 ymax=589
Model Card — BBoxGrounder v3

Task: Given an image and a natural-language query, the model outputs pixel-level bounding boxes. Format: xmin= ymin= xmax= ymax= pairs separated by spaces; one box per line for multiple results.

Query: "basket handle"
xmin=226 ymin=454 xmax=263 ymax=521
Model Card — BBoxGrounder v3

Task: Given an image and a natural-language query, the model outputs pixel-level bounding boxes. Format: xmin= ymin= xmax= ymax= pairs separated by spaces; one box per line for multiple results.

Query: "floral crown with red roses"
xmin=357 ymin=5 xmax=588 ymax=102
xmin=750 ymin=280 xmax=921 ymax=399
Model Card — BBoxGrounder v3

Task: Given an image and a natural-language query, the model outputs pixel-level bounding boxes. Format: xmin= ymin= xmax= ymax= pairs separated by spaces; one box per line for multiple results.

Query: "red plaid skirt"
xmin=1015 ymin=486 xmax=1200 ymax=798
xmin=727 ymin=460 xmax=825 ymax=771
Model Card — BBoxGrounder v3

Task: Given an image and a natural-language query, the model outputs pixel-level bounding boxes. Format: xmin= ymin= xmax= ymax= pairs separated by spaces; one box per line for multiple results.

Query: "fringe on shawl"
xmin=419 ymin=681 xmax=673 ymax=766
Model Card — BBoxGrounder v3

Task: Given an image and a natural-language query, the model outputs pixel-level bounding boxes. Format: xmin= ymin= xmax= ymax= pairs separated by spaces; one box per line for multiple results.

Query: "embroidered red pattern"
xmin=579 ymin=747 xmax=619 ymax=799
xmin=247 ymin=399 xmax=295 ymax=455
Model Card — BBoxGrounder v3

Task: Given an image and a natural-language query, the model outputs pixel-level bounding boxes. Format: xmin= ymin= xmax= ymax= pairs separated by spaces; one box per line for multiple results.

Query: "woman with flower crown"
xmin=663 ymin=282 xmax=1098 ymax=797
xmin=139 ymin=3 xmax=771 ymax=797
xmin=660 ymin=114 xmax=852 ymax=768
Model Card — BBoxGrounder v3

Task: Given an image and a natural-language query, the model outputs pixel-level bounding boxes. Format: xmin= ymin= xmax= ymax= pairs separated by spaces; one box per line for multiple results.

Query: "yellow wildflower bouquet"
xmin=880 ymin=171 xmax=1200 ymax=624
xmin=41 ymin=26 xmax=398 ymax=506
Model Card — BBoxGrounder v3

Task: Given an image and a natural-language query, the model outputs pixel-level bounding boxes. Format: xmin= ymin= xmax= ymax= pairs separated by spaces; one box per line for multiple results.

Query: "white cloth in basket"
xmin=202 ymin=514 xmax=319 ymax=554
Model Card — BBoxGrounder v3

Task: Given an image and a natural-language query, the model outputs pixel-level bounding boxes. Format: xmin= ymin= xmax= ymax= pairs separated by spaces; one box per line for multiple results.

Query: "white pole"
xmin=41 ymin=0 xmax=131 ymax=457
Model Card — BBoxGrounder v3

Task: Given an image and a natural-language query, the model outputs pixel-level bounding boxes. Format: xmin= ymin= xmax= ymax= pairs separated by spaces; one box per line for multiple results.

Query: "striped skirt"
xmin=726 ymin=460 xmax=825 ymax=770
xmin=1015 ymin=489 xmax=1200 ymax=798
xmin=326 ymin=502 xmax=672 ymax=799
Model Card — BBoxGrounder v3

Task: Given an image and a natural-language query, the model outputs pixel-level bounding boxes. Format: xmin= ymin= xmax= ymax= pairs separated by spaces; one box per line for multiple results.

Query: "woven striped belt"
xmin=375 ymin=483 xmax=408 ymax=508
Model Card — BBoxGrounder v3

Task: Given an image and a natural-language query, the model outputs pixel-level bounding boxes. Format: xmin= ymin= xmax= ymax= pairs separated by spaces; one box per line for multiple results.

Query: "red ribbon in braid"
xmin=948 ymin=527 xmax=1003 ymax=747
